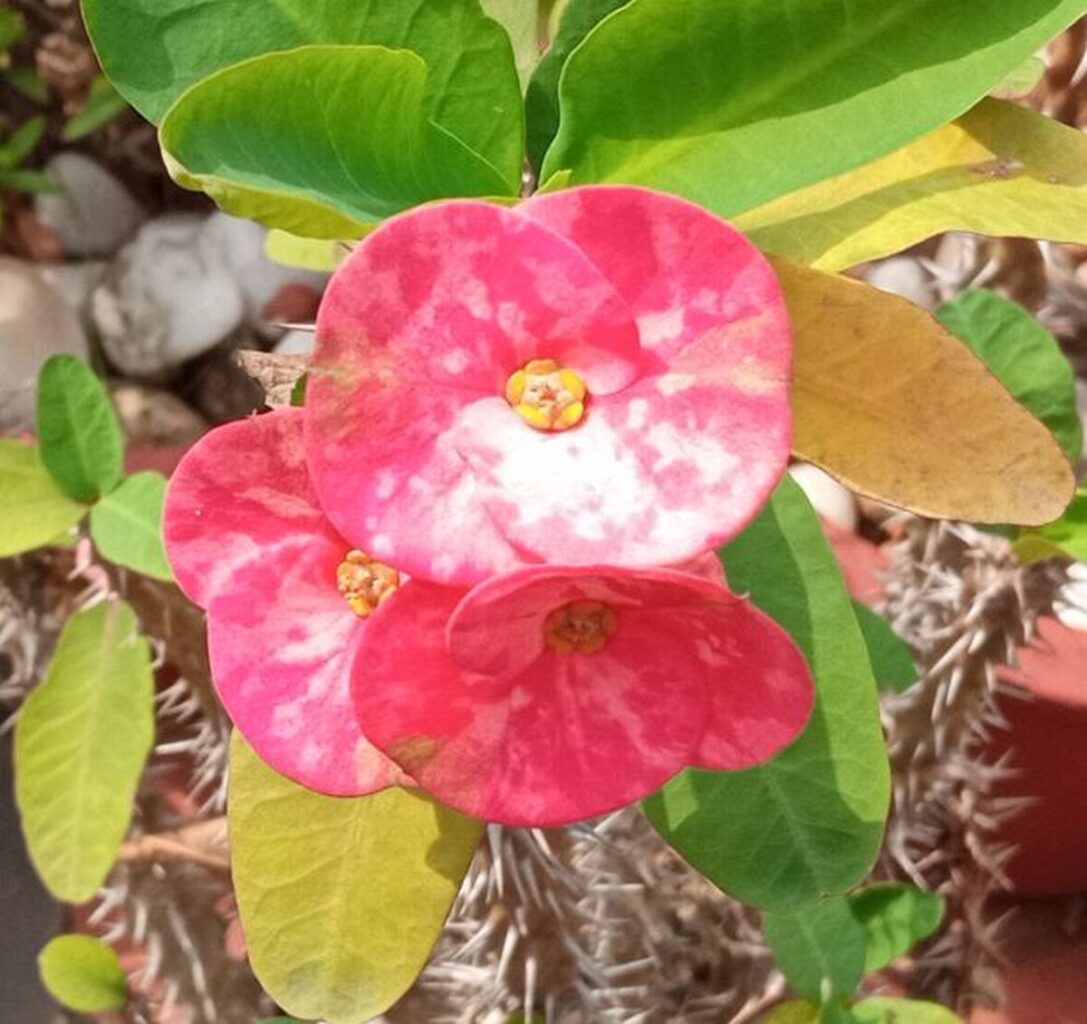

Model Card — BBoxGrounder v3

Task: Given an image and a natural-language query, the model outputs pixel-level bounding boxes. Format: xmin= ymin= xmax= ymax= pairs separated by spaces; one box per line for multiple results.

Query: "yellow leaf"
xmin=778 ymin=258 xmax=1074 ymax=525
xmin=758 ymin=1000 xmax=821 ymax=1024
xmin=740 ymin=100 xmax=1087 ymax=271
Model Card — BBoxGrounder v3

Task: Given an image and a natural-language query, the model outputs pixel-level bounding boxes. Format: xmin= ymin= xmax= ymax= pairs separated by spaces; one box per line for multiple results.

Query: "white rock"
xmin=863 ymin=256 xmax=936 ymax=310
xmin=199 ymin=212 xmax=326 ymax=327
xmin=789 ymin=463 xmax=859 ymax=532
xmin=1056 ymin=564 xmax=1087 ymax=633
xmin=35 ymin=152 xmax=145 ymax=257
xmin=0 ymin=257 xmax=88 ymax=429
xmin=273 ymin=328 xmax=315 ymax=356
xmin=93 ymin=214 xmax=246 ymax=377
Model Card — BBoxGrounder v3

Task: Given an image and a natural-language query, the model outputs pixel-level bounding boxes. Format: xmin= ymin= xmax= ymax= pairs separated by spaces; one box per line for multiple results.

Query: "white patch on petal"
xmin=637 ymin=307 xmax=685 ymax=349
xmin=270 ymin=703 xmax=304 ymax=739
xmin=645 ymin=421 xmax=740 ymax=487
xmin=375 ymin=469 xmax=398 ymax=500
xmin=656 ymin=373 xmax=696 ymax=396
xmin=442 ymin=347 xmax=473 ymax=375
xmin=625 ymin=398 xmax=649 ymax=430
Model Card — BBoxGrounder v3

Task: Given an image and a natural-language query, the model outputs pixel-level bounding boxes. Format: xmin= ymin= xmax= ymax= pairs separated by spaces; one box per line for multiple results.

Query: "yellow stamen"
xmin=505 ymin=358 xmax=588 ymax=432
xmin=544 ymin=600 xmax=617 ymax=654
xmin=336 ymin=549 xmax=400 ymax=618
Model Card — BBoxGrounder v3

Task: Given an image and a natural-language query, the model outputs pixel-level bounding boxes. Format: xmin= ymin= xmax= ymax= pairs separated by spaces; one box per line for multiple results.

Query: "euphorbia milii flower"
xmin=351 ymin=564 xmax=814 ymax=826
xmin=306 ymin=185 xmax=792 ymax=585
xmin=163 ymin=408 xmax=407 ymax=796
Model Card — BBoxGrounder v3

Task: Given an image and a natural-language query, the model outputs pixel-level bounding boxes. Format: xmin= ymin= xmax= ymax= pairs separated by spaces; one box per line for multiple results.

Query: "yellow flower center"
xmin=544 ymin=600 xmax=617 ymax=655
xmin=504 ymin=358 xmax=587 ymax=432
xmin=336 ymin=550 xmax=400 ymax=618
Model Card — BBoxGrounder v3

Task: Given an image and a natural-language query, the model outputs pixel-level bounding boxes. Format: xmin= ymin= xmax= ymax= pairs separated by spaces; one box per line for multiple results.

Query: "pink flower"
xmin=163 ymin=408 xmax=407 ymax=796
xmin=351 ymin=565 xmax=814 ymax=826
xmin=306 ymin=185 xmax=792 ymax=586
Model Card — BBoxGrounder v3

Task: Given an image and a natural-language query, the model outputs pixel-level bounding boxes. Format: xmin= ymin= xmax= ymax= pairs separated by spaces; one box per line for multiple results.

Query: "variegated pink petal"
xmin=164 ymin=409 xmax=336 ymax=608
xmin=670 ymin=550 xmax=727 ymax=585
xmin=353 ymin=571 xmax=708 ymax=826
xmin=521 ymin=184 xmax=791 ymax=365
xmin=306 ymin=200 xmax=643 ymax=583
xmin=208 ymin=536 xmax=405 ymax=796
xmin=164 ymin=408 xmax=403 ymax=796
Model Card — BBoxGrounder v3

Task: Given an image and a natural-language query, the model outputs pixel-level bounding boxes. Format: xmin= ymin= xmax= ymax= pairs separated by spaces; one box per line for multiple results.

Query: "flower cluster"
xmin=165 ymin=186 xmax=814 ymax=826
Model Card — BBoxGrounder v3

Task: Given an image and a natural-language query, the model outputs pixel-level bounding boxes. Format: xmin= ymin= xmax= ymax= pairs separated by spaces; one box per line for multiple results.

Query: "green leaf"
xmin=852 ymin=602 xmax=917 ymax=695
xmin=848 ymin=883 xmax=945 ymax=972
xmin=0 ymin=440 xmax=86 ymax=556
xmin=1015 ymin=488 xmax=1087 ymax=563
xmin=936 ymin=289 xmax=1082 ymax=463
xmin=39 ymin=935 xmax=127 ymax=1013
xmin=525 ymin=0 xmax=630 ymax=169
xmin=0 ymin=6 xmax=25 ymax=50
xmin=36 ymin=355 xmax=124 ymax=503
xmin=160 ymin=46 xmax=516 ymax=237
xmin=230 ymin=734 xmax=483 ymax=1024
xmin=764 ymin=898 xmax=867 ymax=1001
xmin=481 ymin=0 xmax=540 ymax=90
xmin=848 ymin=997 xmax=965 ymax=1023
xmin=15 ymin=601 xmax=154 ymax=902
xmin=540 ymin=0 xmax=1085 ymax=217
xmin=6 ymin=66 xmax=50 ymax=105
xmin=62 ymin=74 xmax=129 ymax=141
xmin=992 ymin=55 xmax=1047 ymax=98
xmin=643 ymin=477 xmax=889 ymax=910
xmin=0 ymin=168 xmax=59 ymax=193
xmin=265 ymin=229 xmax=347 ymax=273
xmin=739 ymin=100 xmax=1087 ymax=272
xmin=90 ymin=472 xmax=173 ymax=581
xmin=0 ymin=115 xmax=46 ymax=169
xmin=759 ymin=1001 xmax=823 ymax=1024
xmin=83 ymin=0 xmax=522 ymax=187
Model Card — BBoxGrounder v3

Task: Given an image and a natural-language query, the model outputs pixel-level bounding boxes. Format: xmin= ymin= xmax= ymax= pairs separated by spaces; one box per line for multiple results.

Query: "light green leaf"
xmin=739 ymin=100 xmax=1087 ymax=272
xmin=266 ymin=229 xmax=348 ymax=273
xmin=90 ymin=471 xmax=173 ymax=581
xmin=1015 ymin=488 xmax=1087 ymax=563
xmin=0 ymin=168 xmax=59 ymax=194
xmin=481 ymin=0 xmax=541 ymax=90
xmin=759 ymin=1001 xmax=823 ymax=1024
xmin=849 ymin=883 xmax=945 ymax=972
xmin=852 ymin=602 xmax=917 ymax=694
xmin=764 ymin=898 xmax=867 ymax=1001
xmin=992 ymin=55 xmax=1047 ymax=98
xmin=83 ymin=0 xmax=523 ymax=186
xmin=541 ymin=0 xmax=1085 ymax=217
xmin=62 ymin=74 xmax=129 ymax=141
xmin=849 ymin=997 xmax=965 ymax=1023
xmin=15 ymin=601 xmax=154 ymax=902
xmin=525 ymin=0 xmax=630 ymax=169
xmin=36 ymin=355 xmax=124 ymax=503
xmin=39 ymin=935 xmax=127 ymax=1013
xmin=643 ymin=477 xmax=889 ymax=910
xmin=936 ymin=289 xmax=1082 ymax=463
xmin=0 ymin=440 xmax=86 ymax=557
xmin=160 ymin=46 xmax=515 ymax=237
xmin=230 ymin=734 xmax=483 ymax=1024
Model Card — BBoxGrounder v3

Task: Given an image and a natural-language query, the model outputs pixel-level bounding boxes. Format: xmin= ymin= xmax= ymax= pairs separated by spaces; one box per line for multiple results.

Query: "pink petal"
xmin=306 ymin=200 xmax=643 ymax=583
xmin=670 ymin=550 xmax=727 ymax=585
xmin=164 ymin=409 xmax=335 ymax=608
xmin=353 ymin=571 xmax=708 ymax=826
xmin=164 ymin=408 xmax=403 ymax=796
xmin=208 ymin=536 xmax=406 ymax=796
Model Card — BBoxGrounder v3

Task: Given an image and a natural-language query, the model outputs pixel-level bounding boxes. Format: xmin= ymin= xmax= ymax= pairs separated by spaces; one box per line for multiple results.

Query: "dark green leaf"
xmin=525 ymin=0 xmax=630 ymax=169
xmin=15 ymin=601 xmax=154 ymax=902
xmin=90 ymin=471 xmax=173 ymax=580
xmin=852 ymin=602 xmax=916 ymax=694
xmin=160 ymin=46 xmax=516 ymax=237
xmin=83 ymin=0 xmax=523 ymax=189
xmin=39 ymin=935 xmax=127 ymax=1013
xmin=644 ymin=477 xmax=889 ymax=910
xmin=764 ymin=898 xmax=867 ymax=1001
xmin=936 ymin=289 xmax=1082 ymax=462
xmin=848 ymin=883 xmax=945 ymax=972
xmin=6 ymin=66 xmax=50 ymax=104
xmin=36 ymin=355 xmax=124 ymax=502
xmin=0 ymin=439 xmax=86 ymax=556
xmin=541 ymin=0 xmax=1086 ymax=216
xmin=62 ymin=75 xmax=129 ymax=141
xmin=0 ymin=6 xmax=25 ymax=50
